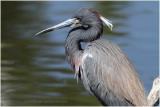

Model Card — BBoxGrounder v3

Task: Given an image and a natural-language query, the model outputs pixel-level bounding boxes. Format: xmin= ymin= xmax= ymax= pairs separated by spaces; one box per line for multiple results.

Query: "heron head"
xmin=35 ymin=8 xmax=113 ymax=36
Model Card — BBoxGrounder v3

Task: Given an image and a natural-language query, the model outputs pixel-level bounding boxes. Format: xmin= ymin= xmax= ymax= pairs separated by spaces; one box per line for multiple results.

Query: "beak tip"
xmin=35 ymin=30 xmax=47 ymax=36
xmin=35 ymin=32 xmax=40 ymax=36
xmin=35 ymin=32 xmax=41 ymax=36
xmin=35 ymin=33 xmax=38 ymax=36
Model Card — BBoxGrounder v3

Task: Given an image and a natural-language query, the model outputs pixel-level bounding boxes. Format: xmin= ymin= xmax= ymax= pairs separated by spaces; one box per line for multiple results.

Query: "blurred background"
xmin=1 ymin=1 xmax=159 ymax=106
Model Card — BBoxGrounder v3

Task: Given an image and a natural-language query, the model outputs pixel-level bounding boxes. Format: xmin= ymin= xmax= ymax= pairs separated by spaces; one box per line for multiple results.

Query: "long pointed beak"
xmin=35 ymin=18 xmax=78 ymax=36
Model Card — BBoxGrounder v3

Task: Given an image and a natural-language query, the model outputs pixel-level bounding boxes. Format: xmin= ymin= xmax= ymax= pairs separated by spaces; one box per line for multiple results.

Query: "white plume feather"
xmin=100 ymin=16 xmax=113 ymax=31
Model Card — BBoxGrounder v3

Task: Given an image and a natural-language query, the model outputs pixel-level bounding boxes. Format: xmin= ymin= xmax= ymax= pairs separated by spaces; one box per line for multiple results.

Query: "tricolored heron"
xmin=36 ymin=8 xmax=148 ymax=106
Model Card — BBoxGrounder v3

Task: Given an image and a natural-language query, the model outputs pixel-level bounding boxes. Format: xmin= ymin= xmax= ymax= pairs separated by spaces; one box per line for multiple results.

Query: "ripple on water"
xmin=33 ymin=71 xmax=74 ymax=80
xmin=41 ymin=83 xmax=71 ymax=87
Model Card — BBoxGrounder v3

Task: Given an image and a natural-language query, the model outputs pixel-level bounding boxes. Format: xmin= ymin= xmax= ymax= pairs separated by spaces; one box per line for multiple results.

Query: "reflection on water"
xmin=1 ymin=1 xmax=159 ymax=106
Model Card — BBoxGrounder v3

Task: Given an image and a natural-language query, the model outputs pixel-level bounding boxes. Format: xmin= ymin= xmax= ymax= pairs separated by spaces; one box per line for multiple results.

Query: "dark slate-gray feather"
xmin=81 ymin=39 xmax=148 ymax=106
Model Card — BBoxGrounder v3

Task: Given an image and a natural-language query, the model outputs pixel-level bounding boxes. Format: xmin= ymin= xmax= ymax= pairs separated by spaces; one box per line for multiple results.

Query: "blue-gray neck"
xmin=65 ymin=22 xmax=103 ymax=64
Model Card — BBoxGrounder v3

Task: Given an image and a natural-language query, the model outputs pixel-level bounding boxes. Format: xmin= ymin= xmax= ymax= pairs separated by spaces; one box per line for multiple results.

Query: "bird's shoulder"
xmin=82 ymin=39 xmax=122 ymax=63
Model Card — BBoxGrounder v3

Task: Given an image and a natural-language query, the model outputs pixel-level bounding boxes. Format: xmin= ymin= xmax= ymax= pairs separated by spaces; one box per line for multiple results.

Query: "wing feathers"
xmin=81 ymin=39 xmax=148 ymax=106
